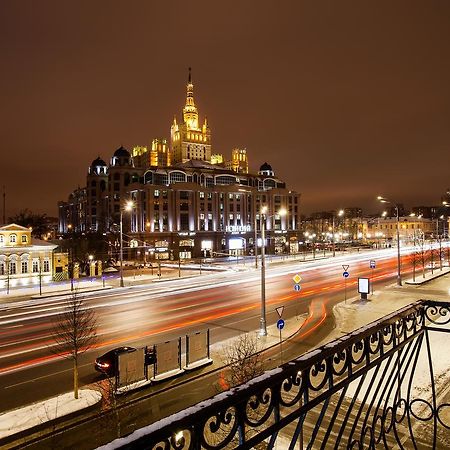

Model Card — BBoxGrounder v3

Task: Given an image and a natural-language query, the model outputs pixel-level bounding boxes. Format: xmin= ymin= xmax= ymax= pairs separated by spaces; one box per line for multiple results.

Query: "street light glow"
xmin=125 ymin=200 xmax=134 ymax=212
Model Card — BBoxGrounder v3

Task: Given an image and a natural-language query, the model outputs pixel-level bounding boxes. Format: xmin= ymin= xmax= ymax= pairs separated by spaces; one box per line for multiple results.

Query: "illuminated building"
xmin=0 ymin=224 xmax=58 ymax=288
xmin=226 ymin=148 xmax=248 ymax=174
xmin=171 ymin=69 xmax=211 ymax=164
xmin=58 ymin=71 xmax=302 ymax=258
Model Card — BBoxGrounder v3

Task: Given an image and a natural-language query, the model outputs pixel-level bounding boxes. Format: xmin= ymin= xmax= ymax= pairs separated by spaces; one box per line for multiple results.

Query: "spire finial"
xmin=188 ymin=67 xmax=192 ymax=83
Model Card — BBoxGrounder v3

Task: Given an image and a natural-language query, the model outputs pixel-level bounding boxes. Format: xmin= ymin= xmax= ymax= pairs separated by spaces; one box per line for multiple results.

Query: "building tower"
xmin=171 ymin=68 xmax=211 ymax=164
xmin=228 ymin=148 xmax=249 ymax=174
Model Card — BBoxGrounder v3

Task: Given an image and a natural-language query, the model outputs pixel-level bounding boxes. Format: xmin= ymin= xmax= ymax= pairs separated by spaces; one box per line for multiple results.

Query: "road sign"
xmin=294 ymin=284 xmax=301 ymax=292
xmin=293 ymin=274 xmax=302 ymax=284
xmin=275 ymin=306 xmax=284 ymax=318
xmin=343 ymin=271 xmax=350 ymax=278
xmin=370 ymin=260 xmax=376 ymax=269
xmin=342 ymin=265 xmax=349 ymax=271
xmin=277 ymin=319 xmax=285 ymax=330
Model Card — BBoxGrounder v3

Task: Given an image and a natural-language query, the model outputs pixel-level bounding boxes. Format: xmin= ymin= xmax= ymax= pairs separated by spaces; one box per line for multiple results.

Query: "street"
xmin=0 ymin=248 xmax=411 ymax=414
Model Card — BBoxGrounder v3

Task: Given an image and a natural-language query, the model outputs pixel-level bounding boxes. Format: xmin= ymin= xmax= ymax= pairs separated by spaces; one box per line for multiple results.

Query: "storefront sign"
xmin=225 ymin=225 xmax=251 ymax=233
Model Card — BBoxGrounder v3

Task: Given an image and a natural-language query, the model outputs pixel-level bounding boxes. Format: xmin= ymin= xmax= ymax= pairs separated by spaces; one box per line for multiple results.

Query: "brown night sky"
xmin=1 ymin=1 xmax=449 ymax=217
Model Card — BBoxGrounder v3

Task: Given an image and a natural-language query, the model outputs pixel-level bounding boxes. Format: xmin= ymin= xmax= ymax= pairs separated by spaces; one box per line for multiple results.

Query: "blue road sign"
xmin=343 ymin=271 xmax=350 ymax=278
xmin=294 ymin=284 xmax=301 ymax=292
xmin=370 ymin=260 xmax=376 ymax=269
xmin=277 ymin=319 xmax=285 ymax=330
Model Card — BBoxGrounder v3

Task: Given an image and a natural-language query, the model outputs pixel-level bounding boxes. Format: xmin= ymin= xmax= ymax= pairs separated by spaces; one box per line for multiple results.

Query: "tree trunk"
xmin=74 ymin=357 xmax=79 ymax=399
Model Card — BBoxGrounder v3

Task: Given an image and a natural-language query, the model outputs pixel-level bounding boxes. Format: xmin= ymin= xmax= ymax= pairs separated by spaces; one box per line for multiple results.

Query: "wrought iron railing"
xmin=102 ymin=300 xmax=450 ymax=449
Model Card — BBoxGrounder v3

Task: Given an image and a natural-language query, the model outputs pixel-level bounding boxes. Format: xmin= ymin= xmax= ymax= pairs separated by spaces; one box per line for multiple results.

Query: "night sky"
xmin=1 ymin=1 xmax=449 ymax=217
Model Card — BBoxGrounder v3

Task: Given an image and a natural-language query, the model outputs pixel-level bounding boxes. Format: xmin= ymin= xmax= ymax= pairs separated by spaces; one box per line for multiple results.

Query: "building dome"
xmin=258 ymin=162 xmax=274 ymax=177
xmin=113 ymin=146 xmax=131 ymax=158
xmin=91 ymin=157 xmax=107 ymax=168
xmin=111 ymin=146 xmax=133 ymax=167
xmin=259 ymin=162 xmax=272 ymax=172
xmin=89 ymin=156 xmax=108 ymax=175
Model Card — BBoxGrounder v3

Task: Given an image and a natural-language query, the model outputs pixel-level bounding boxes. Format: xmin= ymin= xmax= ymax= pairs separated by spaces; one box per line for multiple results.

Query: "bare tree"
xmin=221 ymin=332 xmax=264 ymax=387
xmin=51 ymin=293 xmax=97 ymax=399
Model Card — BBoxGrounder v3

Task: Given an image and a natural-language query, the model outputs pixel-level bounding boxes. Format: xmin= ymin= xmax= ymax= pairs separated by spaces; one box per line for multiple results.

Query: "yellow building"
xmin=171 ymin=68 xmax=211 ymax=164
xmin=227 ymin=148 xmax=249 ymax=174
xmin=0 ymin=224 xmax=57 ymax=289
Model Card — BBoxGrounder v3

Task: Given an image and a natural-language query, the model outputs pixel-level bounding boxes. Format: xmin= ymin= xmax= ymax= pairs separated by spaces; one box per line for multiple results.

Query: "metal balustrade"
xmin=104 ymin=300 xmax=450 ymax=449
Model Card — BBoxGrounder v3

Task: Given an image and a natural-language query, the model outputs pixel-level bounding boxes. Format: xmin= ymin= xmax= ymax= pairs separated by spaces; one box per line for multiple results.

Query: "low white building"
xmin=0 ymin=224 xmax=57 ymax=290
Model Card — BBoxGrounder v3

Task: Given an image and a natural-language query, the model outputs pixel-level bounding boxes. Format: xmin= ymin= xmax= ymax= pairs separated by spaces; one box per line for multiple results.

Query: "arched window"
xmin=169 ymin=171 xmax=187 ymax=184
xmin=215 ymin=175 xmax=237 ymax=186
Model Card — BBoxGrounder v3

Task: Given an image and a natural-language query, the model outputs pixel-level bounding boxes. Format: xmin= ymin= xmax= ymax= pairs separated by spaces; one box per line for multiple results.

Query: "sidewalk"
xmin=330 ymin=272 xmax=450 ymax=340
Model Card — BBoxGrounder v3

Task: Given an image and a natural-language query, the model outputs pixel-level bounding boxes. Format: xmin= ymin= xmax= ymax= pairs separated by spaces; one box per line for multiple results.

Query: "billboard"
xmin=358 ymin=277 xmax=370 ymax=295
xmin=186 ymin=330 xmax=210 ymax=368
xmin=155 ymin=338 xmax=181 ymax=376
xmin=118 ymin=348 xmax=145 ymax=388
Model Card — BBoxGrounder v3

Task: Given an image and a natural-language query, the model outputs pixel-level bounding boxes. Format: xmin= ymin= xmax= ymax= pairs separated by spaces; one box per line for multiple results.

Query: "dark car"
xmin=94 ymin=346 xmax=156 ymax=376
xmin=94 ymin=346 xmax=136 ymax=376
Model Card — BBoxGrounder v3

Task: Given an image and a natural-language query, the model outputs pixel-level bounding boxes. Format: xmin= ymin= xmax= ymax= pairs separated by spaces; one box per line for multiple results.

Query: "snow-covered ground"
xmin=0 ymin=389 xmax=101 ymax=439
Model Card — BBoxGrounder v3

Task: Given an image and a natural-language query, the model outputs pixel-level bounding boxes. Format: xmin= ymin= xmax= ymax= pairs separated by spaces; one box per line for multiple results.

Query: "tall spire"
xmin=183 ymin=67 xmax=198 ymax=129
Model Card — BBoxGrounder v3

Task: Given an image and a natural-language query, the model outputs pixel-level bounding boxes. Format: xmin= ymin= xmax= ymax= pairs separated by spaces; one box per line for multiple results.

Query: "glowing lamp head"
xmin=278 ymin=208 xmax=287 ymax=216
xmin=261 ymin=206 xmax=268 ymax=215
xmin=124 ymin=200 xmax=134 ymax=212
xmin=338 ymin=209 xmax=344 ymax=217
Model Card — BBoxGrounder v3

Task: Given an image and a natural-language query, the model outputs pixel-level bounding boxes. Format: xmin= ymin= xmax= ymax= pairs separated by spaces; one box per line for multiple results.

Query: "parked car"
xmin=94 ymin=346 xmax=156 ymax=376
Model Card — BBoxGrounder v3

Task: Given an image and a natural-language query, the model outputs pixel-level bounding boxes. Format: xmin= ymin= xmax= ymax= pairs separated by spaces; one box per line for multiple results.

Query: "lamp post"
xmin=119 ymin=200 xmax=134 ymax=288
xmin=260 ymin=206 xmax=287 ymax=336
xmin=332 ymin=209 xmax=344 ymax=257
xmin=378 ymin=196 xmax=402 ymax=286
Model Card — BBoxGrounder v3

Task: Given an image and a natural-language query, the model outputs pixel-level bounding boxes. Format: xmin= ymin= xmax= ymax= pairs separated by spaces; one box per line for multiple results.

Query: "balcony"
xmin=104 ymin=300 xmax=450 ymax=449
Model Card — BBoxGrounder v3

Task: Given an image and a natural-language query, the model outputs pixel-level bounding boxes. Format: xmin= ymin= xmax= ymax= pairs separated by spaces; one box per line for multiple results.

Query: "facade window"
xmin=0 ymin=263 xmax=4 ymax=275
xmin=21 ymin=235 xmax=28 ymax=243
xmin=0 ymin=235 xmax=4 ymax=244
xmin=10 ymin=234 xmax=17 ymax=243
xmin=154 ymin=190 xmax=160 ymax=197
xmin=200 ymin=213 xmax=205 ymax=219
xmin=229 ymin=214 xmax=234 ymax=220
xmin=43 ymin=260 xmax=50 ymax=272
xmin=21 ymin=261 xmax=28 ymax=273
xmin=199 ymin=192 xmax=205 ymax=199
xmin=10 ymin=262 xmax=16 ymax=274
xmin=33 ymin=260 xmax=39 ymax=272
xmin=229 ymin=193 xmax=234 ymax=199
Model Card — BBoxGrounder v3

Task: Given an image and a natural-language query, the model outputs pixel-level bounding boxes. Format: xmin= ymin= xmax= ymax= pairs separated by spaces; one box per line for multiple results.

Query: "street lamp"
xmin=260 ymin=206 xmax=287 ymax=336
xmin=120 ymin=200 xmax=134 ymax=288
xmin=332 ymin=209 xmax=344 ymax=257
xmin=378 ymin=196 xmax=402 ymax=286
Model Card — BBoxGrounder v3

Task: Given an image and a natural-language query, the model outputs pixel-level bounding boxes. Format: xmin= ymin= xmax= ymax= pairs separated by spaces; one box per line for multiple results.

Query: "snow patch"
xmin=0 ymin=389 xmax=101 ymax=439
